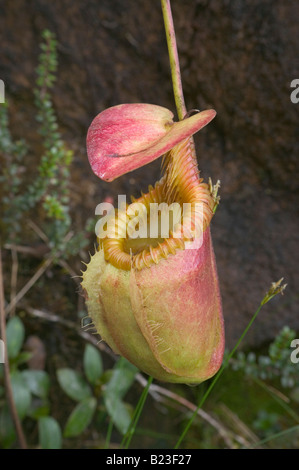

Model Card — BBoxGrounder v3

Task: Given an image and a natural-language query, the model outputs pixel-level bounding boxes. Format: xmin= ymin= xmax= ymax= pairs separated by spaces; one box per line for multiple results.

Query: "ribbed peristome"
xmin=101 ymin=137 xmax=216 ymax=270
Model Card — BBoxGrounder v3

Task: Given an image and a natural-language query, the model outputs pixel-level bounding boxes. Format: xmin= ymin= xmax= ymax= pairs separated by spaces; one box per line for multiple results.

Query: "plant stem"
xmin=121 ymin=375 xmax=153 ymax=449
xmin=105 ymin=419 xmax=114 ymax=449
xmin=0 ymin=249 xmax=27 ymax=449
xmin=161 ymin=0 xmax=186 ymax=120
xmin=9 ymin=248 xmax=18 ymax=317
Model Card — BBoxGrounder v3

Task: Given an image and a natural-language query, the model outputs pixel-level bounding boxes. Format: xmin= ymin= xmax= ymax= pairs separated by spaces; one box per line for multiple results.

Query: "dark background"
xmin=0 ymin=0 xmax=298 ymax=348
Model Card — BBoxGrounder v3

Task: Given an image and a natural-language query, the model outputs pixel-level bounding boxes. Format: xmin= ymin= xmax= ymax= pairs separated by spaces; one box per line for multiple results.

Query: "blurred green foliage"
xmin=232 ymin=326 xmax=299 ymax=388
xmin=0 ymin=316 xmax=138 ymax=448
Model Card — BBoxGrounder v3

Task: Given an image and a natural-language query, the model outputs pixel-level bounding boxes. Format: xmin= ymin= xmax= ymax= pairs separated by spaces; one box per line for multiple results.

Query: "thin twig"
xmin=0 ymin=249 xmax=27 ymax=449
xmin=5 ymin=257 xmax=53 ymax=315
xmin=4 ymin=243 xmax=49 ymax=258
xmin=153 ymin=384 xmax=235 ymax=448
xmin=9 ymin=248 xmax=18 ymax=316
xmin=5 ymin=231 xmax=75 ymax=316
xmin=24 ymin=305 xmax=115 ymax=360
xmin=27 ymin=219 xmax=49 ymax=244
xmin=219 ymin=403 xmax=261 ymax=447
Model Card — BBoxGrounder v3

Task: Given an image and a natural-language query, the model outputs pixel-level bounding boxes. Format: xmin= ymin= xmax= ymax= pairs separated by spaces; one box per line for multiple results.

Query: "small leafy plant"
xmin=0 ymin=28 xmax=93 ymax=450
xmin=0 ymin=315 xmax=139 ymax=449
xmin=232 ymin=326 xmax=299 ymax=389
xmin=57 ymin=347 xmax=138 ymax=442
xmin=0 ymin=29 xmax=91 ymax=257
xmin=0 ymin=316 xmax=58 ymax=449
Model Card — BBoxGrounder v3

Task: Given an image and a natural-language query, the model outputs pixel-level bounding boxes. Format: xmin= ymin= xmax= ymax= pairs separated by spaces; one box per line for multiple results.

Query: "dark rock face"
xmin=1 ymin=0 xmax=298 ymax=348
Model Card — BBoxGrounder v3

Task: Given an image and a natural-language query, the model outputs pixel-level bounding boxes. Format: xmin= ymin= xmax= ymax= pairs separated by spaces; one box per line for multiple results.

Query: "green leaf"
xmin=104 ymin=398 xmax=133 ymax=435
xmin=14 ymin=351 xmax=33 ymax=367
xmin=83 ymin=344 xmax=103 ymax=385
xmin=57 ymin=368 xmax=92 ymax=402
xmin=64 ymin=397 xmax=97 ymax=438
xmin=0 ymin=405 xmax=16 ymax=448
xmin=6 ymin=316 xmax=25 ymax=359
xmin=22 ymin=370 xmax=50 ymax=398
xmin=98 ymin=369 xmax=113 ymax=385
xmin=104 ymin=358 xmax=138 ymax=400
xmin=103 ymin=358 xmax=137 ymax=435
xmin=11 ymin=370 xmax=31 ymax=419
xmin=38 ymin=416 xmax=62 ymax=449
xmin=27 ymin=400 xmax=50 ymax=419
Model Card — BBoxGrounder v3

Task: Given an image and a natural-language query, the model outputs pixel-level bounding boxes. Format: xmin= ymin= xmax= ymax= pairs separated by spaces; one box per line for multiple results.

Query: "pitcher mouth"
xmin=100 ymin=137 xmax=217 ymax=271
